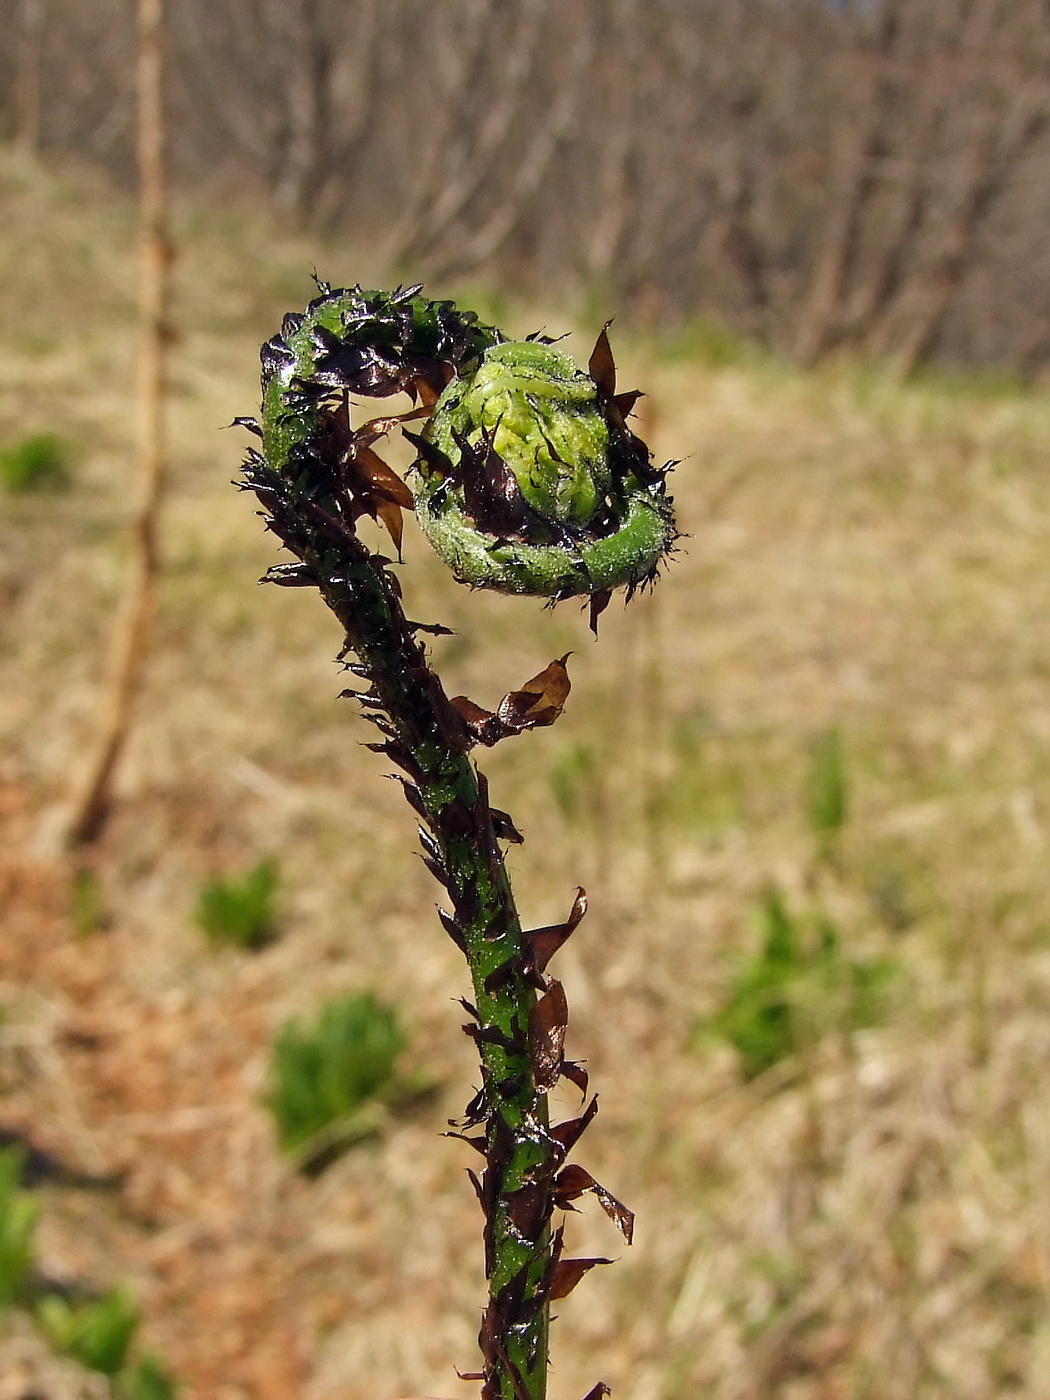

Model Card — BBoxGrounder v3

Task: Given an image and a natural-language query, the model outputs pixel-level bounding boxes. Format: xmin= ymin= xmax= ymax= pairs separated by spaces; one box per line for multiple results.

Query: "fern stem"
xmin=331 ymin=535 xmax=552 ymax=1400
xmin=244 ymin=285 xmax=647 ymax=1400
xmin=244 ymin=464 xmax=557 ymax=1400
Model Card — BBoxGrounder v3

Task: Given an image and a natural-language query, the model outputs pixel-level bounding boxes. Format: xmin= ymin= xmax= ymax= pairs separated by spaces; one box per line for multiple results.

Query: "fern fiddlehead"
xmin=258 ymin=282 xmax=675 ymax=605
xmin=243 ymin=282 xmax=674 ymax=1400
xmin=415 ymin=336 xmax=676 ymax=599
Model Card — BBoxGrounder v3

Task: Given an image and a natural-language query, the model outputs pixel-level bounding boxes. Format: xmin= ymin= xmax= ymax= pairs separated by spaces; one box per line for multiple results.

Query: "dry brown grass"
xmin=4 ymin=146 xmax=1050 ymax=1400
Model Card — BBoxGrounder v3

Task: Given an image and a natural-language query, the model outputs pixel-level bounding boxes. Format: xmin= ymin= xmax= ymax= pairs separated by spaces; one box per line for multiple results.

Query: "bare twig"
xmin=64 ymin=0 xmax=170 ymax=847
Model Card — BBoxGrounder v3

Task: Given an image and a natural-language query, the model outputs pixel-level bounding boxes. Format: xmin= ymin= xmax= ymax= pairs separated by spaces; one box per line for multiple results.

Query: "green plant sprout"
xmin=266 ymin=991 xmax=407 ymax=1172
xmin=0 ymin=1147 xmax=176 ymax=1395
xmin=71 ymin=867 xmax=106 ymax=937
xmin=0 ymin=1148 xmax=38 ymax=1308
xmin=119 ymin=1354 xmax=178 ymax=1400
xmin=240 ymin=283 xmax=677 ymax=1400
xmin=549 ymin=742 xmax=600 ymax=824
xmin=807 ymin=725 xmax=848 ymax=857
xmin=699 ymin=886 xmax=895 ymax=1079
xmin=37 ymin=1289 xmax=178 ymax=1399
xmin=37 ymin=1287 xmax=140 ymax=1376
xmin=195 ymin=856 xmax=280 ymax=950
xmin=0 ymin=432 xmax=69 ymax=493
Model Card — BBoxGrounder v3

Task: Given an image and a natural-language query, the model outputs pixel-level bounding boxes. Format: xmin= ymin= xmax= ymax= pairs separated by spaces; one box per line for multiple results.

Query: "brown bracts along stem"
xmin=243 ymin=285 xmax=645 ymax=1400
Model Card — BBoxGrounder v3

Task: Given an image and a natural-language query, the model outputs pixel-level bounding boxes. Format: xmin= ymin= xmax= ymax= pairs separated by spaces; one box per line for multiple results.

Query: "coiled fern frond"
xmin=256 ymin=282 xmax=676 ymax=613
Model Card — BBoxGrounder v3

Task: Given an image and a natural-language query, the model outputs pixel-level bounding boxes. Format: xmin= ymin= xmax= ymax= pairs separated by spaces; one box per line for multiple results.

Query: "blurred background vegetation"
xmin=3 ymin=3 xmax=1050 ymax=1399
xmin=5 ymin=0 xmax=1050 ymax=376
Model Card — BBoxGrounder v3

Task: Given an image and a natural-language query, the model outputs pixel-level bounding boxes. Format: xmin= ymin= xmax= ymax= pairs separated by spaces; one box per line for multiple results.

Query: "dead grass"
xmin=4 ymin=145 xmax=1050 ymax=1399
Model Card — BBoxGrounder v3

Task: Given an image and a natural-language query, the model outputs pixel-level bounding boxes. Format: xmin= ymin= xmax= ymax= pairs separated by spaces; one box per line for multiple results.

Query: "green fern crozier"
xmin=416 ymin=339 xmax=676 ymax=597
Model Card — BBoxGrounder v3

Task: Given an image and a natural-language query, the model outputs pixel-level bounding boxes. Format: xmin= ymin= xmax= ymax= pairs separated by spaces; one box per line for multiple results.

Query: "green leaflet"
xmin=429 ymin=341 xmax=611 ymax=526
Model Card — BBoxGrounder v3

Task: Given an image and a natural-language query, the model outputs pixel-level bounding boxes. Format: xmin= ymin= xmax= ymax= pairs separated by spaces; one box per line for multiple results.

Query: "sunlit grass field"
xmin=4 ymin=146 xmax=1050 ymax=1399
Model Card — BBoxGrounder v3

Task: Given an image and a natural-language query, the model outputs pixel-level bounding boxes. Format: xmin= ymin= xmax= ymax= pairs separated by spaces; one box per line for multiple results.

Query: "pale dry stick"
xmin=65 ymin=0 xmax=170 ymax=847
xmin=13 ymin=0 xmax=46 ymax=157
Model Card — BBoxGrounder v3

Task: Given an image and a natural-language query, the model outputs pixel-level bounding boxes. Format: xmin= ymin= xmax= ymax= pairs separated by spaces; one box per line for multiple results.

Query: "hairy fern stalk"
xmin=240 ymin=284 xmax=676 ymax=1400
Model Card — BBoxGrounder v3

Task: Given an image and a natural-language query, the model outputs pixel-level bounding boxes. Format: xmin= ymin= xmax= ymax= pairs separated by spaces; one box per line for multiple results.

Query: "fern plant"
xmin=120 ymin=1354 xmax=178 ymax=1400
xmin=0 ymin=1147 xmax=177 ymax=1394
xmin=240 ymin=284 xmax=676 ymax=1400
xmin=0 ymin=432 xmax=69 ymax=493
xmin=37 ymin=1288 xmax=140 ymax=1376
xmin=0 ymin=1148 xmax=38 ymax=1308
xmin=195 ymin=857 xmax=280 ymax=950
xmin=807 ymin=724 xmax=848 ymax=859
xmin=701 ymin=886 xmax=895 ymax=1079
xmin=266 ymin=992 xmax=406 ymax=1169
xmin=37 ymin=1289 xmax=178 ymax=1398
